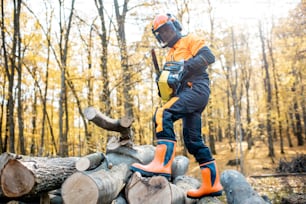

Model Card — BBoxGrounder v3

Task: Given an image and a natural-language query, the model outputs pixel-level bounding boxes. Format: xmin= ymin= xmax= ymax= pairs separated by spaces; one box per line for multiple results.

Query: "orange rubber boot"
xmin=187 ymin=160 xmax=223 ymax=198
xmin=130 ymin=139 xmax=176 ymax=179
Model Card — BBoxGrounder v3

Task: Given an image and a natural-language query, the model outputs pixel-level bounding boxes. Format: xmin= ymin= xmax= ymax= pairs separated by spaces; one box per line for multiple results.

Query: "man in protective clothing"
xmin=130 ymin=13 xmax=223 ymax=198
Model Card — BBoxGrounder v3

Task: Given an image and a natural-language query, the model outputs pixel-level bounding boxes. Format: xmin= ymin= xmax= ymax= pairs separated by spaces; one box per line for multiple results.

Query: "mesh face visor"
xmin=153 ymin=21 xmax=179 ymax=48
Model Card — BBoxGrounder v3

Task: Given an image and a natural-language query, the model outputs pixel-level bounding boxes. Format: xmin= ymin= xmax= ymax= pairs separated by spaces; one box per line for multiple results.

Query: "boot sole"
xmin=130 ymin=166 xmax=171 ymax=180
xmin=187 ymin=190 xmax=223 ymax=199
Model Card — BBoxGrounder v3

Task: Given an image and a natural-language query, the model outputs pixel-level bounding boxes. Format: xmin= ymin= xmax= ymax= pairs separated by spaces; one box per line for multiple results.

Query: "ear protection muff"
xmin=166 ymin=13 xmax=182 ymax=31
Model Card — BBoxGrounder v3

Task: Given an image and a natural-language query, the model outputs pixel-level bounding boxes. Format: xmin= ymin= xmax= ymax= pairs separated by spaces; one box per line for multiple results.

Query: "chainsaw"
xmin=151 ymin=49 xmax=184 ymax=102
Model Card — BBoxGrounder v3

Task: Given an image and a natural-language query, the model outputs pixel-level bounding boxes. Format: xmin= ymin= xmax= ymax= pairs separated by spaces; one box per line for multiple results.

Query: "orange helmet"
xmin=152 ymin=14 xmax=182 ymax=48
xmin=153 ymin=14 xmax=170 ymax=30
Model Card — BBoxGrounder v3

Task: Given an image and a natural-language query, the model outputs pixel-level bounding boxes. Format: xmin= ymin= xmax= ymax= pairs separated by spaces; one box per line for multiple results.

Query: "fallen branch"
xmin=84 ymin=106 xmax=133 ymax=141
xmin=250 ymin=172 xmax=306 ymax=178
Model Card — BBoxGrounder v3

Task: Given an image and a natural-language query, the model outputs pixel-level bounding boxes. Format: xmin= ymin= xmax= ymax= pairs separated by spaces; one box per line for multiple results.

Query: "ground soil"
xmin=184 ymin=138 xmax=306 ymax=204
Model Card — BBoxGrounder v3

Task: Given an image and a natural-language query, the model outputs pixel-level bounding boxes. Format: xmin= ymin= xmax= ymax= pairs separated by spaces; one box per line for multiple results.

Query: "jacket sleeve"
xmin=184 ymin=46 xmax=215 ymax=73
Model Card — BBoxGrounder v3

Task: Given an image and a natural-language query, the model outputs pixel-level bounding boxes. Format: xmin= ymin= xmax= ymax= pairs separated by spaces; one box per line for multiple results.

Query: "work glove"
xmin=184 ymin=46 xmax=215 ymax=73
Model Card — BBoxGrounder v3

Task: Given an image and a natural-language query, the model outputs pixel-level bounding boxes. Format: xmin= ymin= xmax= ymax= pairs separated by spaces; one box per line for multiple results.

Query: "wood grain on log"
xmin=76 ymin=152 xmax=105 ymax=171
xmin=0 ymin=153 xmax=17 ymax=197
xmin=125 ymin=172 xmax=186 ymax=204
xmin=0 ymin=154 xmax=77 ymax=198
xmin=62 ymin=163 xmax=130 ymax=204
xmin=221 ymin=170 xmax=266 ymax=204
xmin=1 ymin=159 xmax=35 ymax=197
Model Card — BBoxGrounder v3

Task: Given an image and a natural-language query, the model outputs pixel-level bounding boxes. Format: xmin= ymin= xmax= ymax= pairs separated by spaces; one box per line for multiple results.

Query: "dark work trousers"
xmin=154 ymin=79 xmax=213 ymax=164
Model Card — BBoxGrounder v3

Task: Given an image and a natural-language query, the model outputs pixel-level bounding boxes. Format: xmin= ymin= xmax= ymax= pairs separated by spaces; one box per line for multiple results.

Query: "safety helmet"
xmin=152 ymin=14 xmax=182 ymax=48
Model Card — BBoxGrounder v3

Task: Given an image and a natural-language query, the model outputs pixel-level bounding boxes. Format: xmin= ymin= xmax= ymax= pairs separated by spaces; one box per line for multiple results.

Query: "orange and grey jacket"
xmin=166 ymin=34 xmax=215 ymax=82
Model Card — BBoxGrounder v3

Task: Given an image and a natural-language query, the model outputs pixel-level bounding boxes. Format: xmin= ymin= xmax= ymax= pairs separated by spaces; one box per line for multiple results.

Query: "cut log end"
xmin=106 ymin=136 xmax=133 ymax=151
xmin=75 ymin=152 xmax=105 ymax=171
xmin=62 ymin=172 xmax=99 ymax=204
xmin=75 ymin=157 xmax=91 ymax=171
xmin=126 ymin=173 xmax=172 ymax=204
xmin=1 ymin=159 xmax=35 ymax=197
xmin=84 ymin=107 xmax=97 ymax=121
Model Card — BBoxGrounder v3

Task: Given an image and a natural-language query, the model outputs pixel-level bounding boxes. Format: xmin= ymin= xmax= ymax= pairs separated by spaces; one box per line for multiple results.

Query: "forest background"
xmin=0 ymin=0 xmax=305 ymax=182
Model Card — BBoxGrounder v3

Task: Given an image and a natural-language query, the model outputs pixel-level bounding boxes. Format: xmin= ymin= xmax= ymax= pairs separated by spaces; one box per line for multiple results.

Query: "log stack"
xmin=0 ymin=152 xmax=77 ymax=202
xmin=61 ymin=144 xmax=200 ymax=204
xmin=0 ymin=107 xmax=270 ymax=203
xmin=0 ymin=148 xmax=271 ymax=204
xmin=62 ymin=163 xmax=130 ymax=204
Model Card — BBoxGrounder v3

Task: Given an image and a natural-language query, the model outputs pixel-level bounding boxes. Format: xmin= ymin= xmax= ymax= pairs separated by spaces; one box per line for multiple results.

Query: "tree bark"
xmin=58 ymin=0 xmax=76 ymax=157
xmin=105 ymin=145 xmax=155 ymax=167
xmin=62 ymin=145 xmax=191 ymax=203
xmin=62 ymin=163 xmax=129 ymax=204
xmin=0 ymin=153 xmax=77 ymax=198
xmin=221 ymin=170 xmax=266 ymax=204
xmin=84 ymin=106 xmax=133 ymax=141
xmin=94 ymin=0 xmax=111 ymax=115
xmin=171 ymin=155 xmax=190 ymax=180
xmin=113 ymin=0 xmax=133 ymax=118
xmin=259 ymin=21 xmax=274 ymax=157
xmin=76 ymin=152 xmax=106 ymax=171
xmin=125 ymin=172 xmax=186 ymax=204
xmin=126 ymin=173 xmax=223 ymax=204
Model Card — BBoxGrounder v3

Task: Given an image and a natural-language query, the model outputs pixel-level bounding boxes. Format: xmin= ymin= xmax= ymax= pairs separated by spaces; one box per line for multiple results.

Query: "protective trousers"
xmin=153 ymin=80 xmax=213 ymax=164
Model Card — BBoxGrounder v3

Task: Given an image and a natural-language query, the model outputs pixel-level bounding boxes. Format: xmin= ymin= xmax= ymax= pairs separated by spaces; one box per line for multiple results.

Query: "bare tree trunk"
xmin=95 ymin=0 xmax=111 ymax=115
xmin=245 ymin=78 xmax=252 ymax=150
xmin=293 ymin=99 xmax=303 ymax=146
xmin=218 ymin=57 xmax=233 ymax=152
xmin=114 ymin=0 xmax=133 ymax=118
xmin=0 ymin=0 xmax=9 ymax=153
xmin=207 ymin=0 xmax=216 ymax=155
xmin=93 ymin=0 xmax=113 ymax=153
xmin=6 ymin=0 xmax=23 ymax=153
xmin=267 ymin=36 xmax=284 ymax=154
xmin=58 ymin=0 xmax=76 ymax=156
xmin=0 ymin=76 xmax=5 ymax=153
xmin=239 ymin=36 xmax=253 ymax=150
xmin=259 ymin=21 xmax=274 ymax=157
xmin=15 ymin=0 xmax=25 ymax=154
xmin=285 ymin=114 xmax=293 ymax=147
xmin=77 ymin=21 xmax=94 ymax=154
xmin=229 ymin=26 xmax=244 ymax=173
xmin=40 ymin=21 xmax=51 ymax=156
xmin=23 ymin=0 xmax=58 ymax=156
xmin=208 ymin=104 xmax=216 ymax=154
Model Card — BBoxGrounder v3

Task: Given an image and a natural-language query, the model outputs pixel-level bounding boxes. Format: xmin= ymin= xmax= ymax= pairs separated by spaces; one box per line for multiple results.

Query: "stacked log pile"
xmin=0 ymin=152 xmax=78 ymax=203
xmin=0 ymin=107 xmax=269 ymax=203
